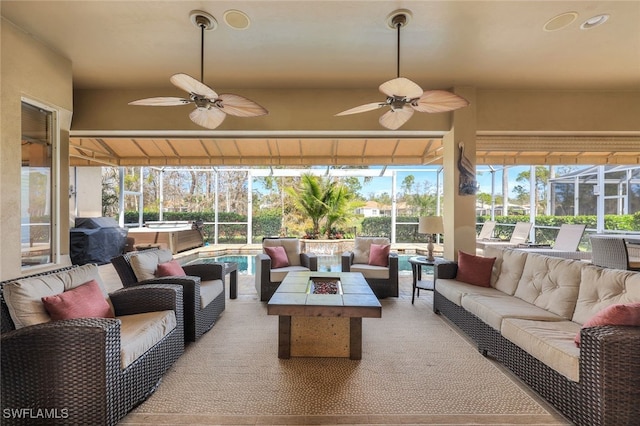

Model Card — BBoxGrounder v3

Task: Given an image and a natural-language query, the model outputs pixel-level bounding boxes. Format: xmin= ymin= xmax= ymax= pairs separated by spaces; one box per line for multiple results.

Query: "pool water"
xmin=189 ymin=254 xmax=417 ymax=275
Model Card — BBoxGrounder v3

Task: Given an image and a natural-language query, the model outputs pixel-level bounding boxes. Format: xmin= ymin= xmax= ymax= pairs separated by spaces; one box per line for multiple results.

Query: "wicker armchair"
xmin=590 ymin=235 xmax=640 ymax=271
xmin=1 ymin=265 xmax=184 ymax=426
xmin=111 ymin=248 xmax=225 ymax=341
xmin=341 ymin=237 xmax=399 ymax=298
xmin=255 ymin=238 xmax=318 ymax=301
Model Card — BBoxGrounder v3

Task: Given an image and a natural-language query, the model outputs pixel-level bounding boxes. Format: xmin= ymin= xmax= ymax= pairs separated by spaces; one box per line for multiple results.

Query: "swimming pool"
xmin=188 ymin=254 xmax=417 ymax=275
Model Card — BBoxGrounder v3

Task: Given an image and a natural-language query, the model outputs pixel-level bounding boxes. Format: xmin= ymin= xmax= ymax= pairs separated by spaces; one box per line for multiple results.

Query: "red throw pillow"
xmin=455 ymin=250 xmax=496 ymax=287
xmin=574 ymin=302 xmax=640 ymax=346
xmin=264 ymin=246 xmax=290 ymax=268
xmin=368 ymin=243 xmax=390 ymax=267
xmin=42 ymin=280 xmax=114 ymax=321
xmin=156 ymin=259 xmax=186 ymax=277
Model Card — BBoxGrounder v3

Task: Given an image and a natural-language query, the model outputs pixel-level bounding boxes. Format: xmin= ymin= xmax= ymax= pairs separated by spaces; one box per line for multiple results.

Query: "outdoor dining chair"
xmin=590 ymin=235 xmax=640 ymax=271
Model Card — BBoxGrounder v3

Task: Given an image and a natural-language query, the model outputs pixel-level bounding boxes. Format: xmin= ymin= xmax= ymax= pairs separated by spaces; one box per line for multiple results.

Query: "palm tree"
xmin=286 ymin=174 xmax=329 ymax=238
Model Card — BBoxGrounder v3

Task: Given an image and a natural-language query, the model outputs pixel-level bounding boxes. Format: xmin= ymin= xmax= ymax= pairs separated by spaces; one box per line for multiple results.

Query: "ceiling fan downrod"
xmin=392 ymin=14 xmax=407 ymax=79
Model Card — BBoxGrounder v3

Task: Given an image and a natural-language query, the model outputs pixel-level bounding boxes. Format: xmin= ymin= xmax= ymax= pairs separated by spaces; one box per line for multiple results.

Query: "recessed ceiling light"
xmin=580 ymin=14 xmax=610 ymax=30
xmin=224 ymin=10 xmax=250 ymax=30
xmin=543 ymin=12 xmax=578 ymax=32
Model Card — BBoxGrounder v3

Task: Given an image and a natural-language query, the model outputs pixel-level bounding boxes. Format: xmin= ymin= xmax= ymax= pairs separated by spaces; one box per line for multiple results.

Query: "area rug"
xmin=121 ymin=295 xmax=569 ymax=425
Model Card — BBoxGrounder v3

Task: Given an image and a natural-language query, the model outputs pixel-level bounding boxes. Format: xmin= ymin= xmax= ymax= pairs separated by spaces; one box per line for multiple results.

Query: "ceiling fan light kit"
xmin=128 ymin=10 xmax=268 ymax=130
xmin=336 ymin=9 xmax=469 ymax=130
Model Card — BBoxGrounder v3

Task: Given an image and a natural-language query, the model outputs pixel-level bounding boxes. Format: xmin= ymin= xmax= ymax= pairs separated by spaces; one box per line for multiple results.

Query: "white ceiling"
xmin=3 ymin=1 xmax=639 ymax=91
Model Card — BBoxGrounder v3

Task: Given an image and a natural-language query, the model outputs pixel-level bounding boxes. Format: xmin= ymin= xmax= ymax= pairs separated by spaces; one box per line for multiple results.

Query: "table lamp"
xmin=419 ymin=216 xmax=444 ymax=261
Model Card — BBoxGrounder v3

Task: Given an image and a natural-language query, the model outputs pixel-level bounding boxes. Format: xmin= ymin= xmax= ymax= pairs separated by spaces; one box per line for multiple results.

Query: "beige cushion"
xmin=129 ymin=249 xmax=173 ymax=281
xmin=3 ymin=264 xmax=113 ymax=329
xmin=501 ymin=318 xmax=581 ymax=382
xmin=571 ymin=265 xmax=640 ymax=324
xmin=435 ymin=279 xmax=501 ymax=306
xmin=200 ymin=279 xmax=224 ymax=309
xmin=484 ymin=247 xmax=528 ymax=295
xmin=514 ymin=254 xmax=582 ymax=319
xmin=119 ymin=310 xmax=176 ymax=369
xmin=263 ymin=239 xmax=302 ymax=266
xmin=270 ymin=265 xmax=310 ymax=283
xmin=352 ymin=237 xmax=390 ymax=264
xmin=461 ymin=292 xmax=565 ymax=331
xmin=349 ymin=264 xmax=389 ymax=280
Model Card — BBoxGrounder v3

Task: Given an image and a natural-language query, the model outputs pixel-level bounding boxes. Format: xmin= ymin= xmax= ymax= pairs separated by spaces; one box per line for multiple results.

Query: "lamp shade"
xmin=418 ymin=216 xmax=444 ymax=234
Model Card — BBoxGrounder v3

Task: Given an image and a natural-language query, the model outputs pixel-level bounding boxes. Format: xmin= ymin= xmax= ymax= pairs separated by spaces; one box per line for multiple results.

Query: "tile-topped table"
xmin=267 ymin=271 xmax=381 ymax=359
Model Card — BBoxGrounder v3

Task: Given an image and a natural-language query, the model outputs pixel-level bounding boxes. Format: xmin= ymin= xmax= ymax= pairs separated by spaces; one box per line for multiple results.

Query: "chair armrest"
xmin=1 ymin=318 xmax=123 ymax=407
xmin=388 ymin=252 xmax=399 ymax=273
xmin=256 ymin=253 xmax=272 ymax=285
xmin=434 ymin=260 xmax=458 ymax=280
xmin=579 ymin=325 xmax=640 ymax=421
xmin=300 ymin=253 xmax=318 ymax=271
xmin=183 ymin=263 xmax=224 ymax=280
xmin=110 ymin=284 xmax=183 ymax=317
xmin=341 ymin=251 xmax=354 ymax=272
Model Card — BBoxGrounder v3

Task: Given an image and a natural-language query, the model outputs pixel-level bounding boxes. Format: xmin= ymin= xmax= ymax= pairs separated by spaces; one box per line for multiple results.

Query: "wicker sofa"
xmin=0 ymin=264 xmax=184 ymax=425
xmin=112 ymin=248 xmax=225 ymax=341
xmin=433 ymin=247 xmax=640 ymax=425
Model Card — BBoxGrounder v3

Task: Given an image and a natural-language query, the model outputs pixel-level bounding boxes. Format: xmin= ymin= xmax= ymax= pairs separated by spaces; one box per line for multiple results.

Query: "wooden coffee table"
xmin=267 ymin=271 xmax=381 ymax=360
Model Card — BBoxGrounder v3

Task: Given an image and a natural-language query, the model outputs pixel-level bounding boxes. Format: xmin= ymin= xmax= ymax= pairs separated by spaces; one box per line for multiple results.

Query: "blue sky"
xmin=359 ymin=166 xmax=530 ymax=198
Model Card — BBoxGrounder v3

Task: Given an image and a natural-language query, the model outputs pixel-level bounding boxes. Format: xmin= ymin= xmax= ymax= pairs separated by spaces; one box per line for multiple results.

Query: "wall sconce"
xmin=419 ymin=216 xmax=444 ymax=261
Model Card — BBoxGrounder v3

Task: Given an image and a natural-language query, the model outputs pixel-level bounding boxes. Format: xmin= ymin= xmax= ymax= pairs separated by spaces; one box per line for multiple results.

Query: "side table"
xmin=222 ymin=262 xmax=238 ymax=299
xmin=408 ymin=256 xmax=436 ymax=304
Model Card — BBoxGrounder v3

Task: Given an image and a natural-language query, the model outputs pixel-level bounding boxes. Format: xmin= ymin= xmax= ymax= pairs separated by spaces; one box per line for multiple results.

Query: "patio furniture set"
xmin=434 ymin=245 xmax=640 ymax=425
xmin=1 ymin=247 xmax=228 ymax=425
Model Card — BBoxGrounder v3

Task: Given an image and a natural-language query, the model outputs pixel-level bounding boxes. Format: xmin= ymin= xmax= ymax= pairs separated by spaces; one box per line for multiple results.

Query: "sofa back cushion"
xmin=263 ymin=238 xmax=301 ymax=266
xmin=514 ymin=254 xmax=582 ymax=319
xmin=353 ymin=237 xmax=390 ymax=265
xmin=572 ymin=265 xmax=640 ymax=324
xmin=3 ymin=264 xmax=113 ymax=329
xmin=129 ymin=248 xmax=173 ymax=281
xmin=484 ymin=247 xmax=528 ymax=295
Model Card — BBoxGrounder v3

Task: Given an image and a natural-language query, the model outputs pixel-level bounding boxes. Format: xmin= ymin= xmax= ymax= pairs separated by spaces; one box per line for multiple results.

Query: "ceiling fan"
xmin=129 ymin=10 xmax=268 ymax=130
xmin=336 ymin=10 xmax=469 ymax=130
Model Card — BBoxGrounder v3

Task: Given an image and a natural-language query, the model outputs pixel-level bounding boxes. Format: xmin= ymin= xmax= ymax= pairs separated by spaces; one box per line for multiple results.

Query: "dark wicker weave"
xmin=434 ymin=262 xmax=640 ymax=426
xmin=341 ymin=252 xmax=399 ymax=298
xmin=111 ymin=249 xmax=225 ymax=341
xmin=1 ymin=267 xmax=184 ymax=426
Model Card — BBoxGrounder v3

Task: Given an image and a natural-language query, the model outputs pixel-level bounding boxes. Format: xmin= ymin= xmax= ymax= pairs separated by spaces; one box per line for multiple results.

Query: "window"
xmin=21 ymin=101 xmax=56 ymax=268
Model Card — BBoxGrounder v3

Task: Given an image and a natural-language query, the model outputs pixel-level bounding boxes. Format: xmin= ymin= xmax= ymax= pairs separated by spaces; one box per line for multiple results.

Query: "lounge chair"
xmin=476 ymin=222 xmax=532 ymax=251
xmin=514 ymin=224 xmax=591 ymax=260
xmin=476 ymin=221 xmax=497 ymax=240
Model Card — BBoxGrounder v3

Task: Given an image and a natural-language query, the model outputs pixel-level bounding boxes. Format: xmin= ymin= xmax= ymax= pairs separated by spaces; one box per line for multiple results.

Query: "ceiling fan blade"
xmin=379 ymin=77 xmax=423 ymax=99
xmin=411 ymin=90 xmax=470 ymax=113
xmin=189 ymin=107 xmax=226 ymax=129
xmin=170 ymin=73 xmax=218 ymax=99
xmin=128 ymin=97 xmax=191 ymax=106
xmin=379 ymin=106 xmax=414 ymax=130
xmin=217 ymin=93 xmax=269 ymax=117
xmin=335 ymin=102 xmax=386 ymax=116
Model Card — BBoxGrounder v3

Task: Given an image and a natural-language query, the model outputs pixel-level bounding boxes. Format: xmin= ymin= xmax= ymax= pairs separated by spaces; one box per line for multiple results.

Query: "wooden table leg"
xmin=278 ymin=315 xmax=291 ymax=359
xmin=350 ymin=317 xmax=362 ymax=360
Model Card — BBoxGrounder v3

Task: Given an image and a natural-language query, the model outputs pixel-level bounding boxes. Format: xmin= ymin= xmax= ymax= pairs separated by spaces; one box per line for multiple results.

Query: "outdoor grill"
xmin=70 ymin=217 xmax=128 ymax=265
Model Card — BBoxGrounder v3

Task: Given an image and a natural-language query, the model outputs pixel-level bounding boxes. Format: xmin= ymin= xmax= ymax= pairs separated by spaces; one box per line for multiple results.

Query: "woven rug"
xmin=121 ymin=281 xmax=569 ymax=425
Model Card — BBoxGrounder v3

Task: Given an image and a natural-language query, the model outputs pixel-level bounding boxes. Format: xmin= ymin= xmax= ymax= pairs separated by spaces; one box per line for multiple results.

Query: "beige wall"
xmin=72 ymin=87 xmax=640 ymax=132
xmin=1 ymin=18 xmax=73 ymax=279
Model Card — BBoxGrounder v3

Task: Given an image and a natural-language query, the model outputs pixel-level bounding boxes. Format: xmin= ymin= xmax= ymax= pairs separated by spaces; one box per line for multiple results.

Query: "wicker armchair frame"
xmin=434 ymin=262 xmax=640 ymax=426
xmin=341 ymin=251 xmax=399 ymax=298
xmin=111 ymin=249 xmax=225 ymax=341
xmin=1 ymin=266 xmax=184 ymax=426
